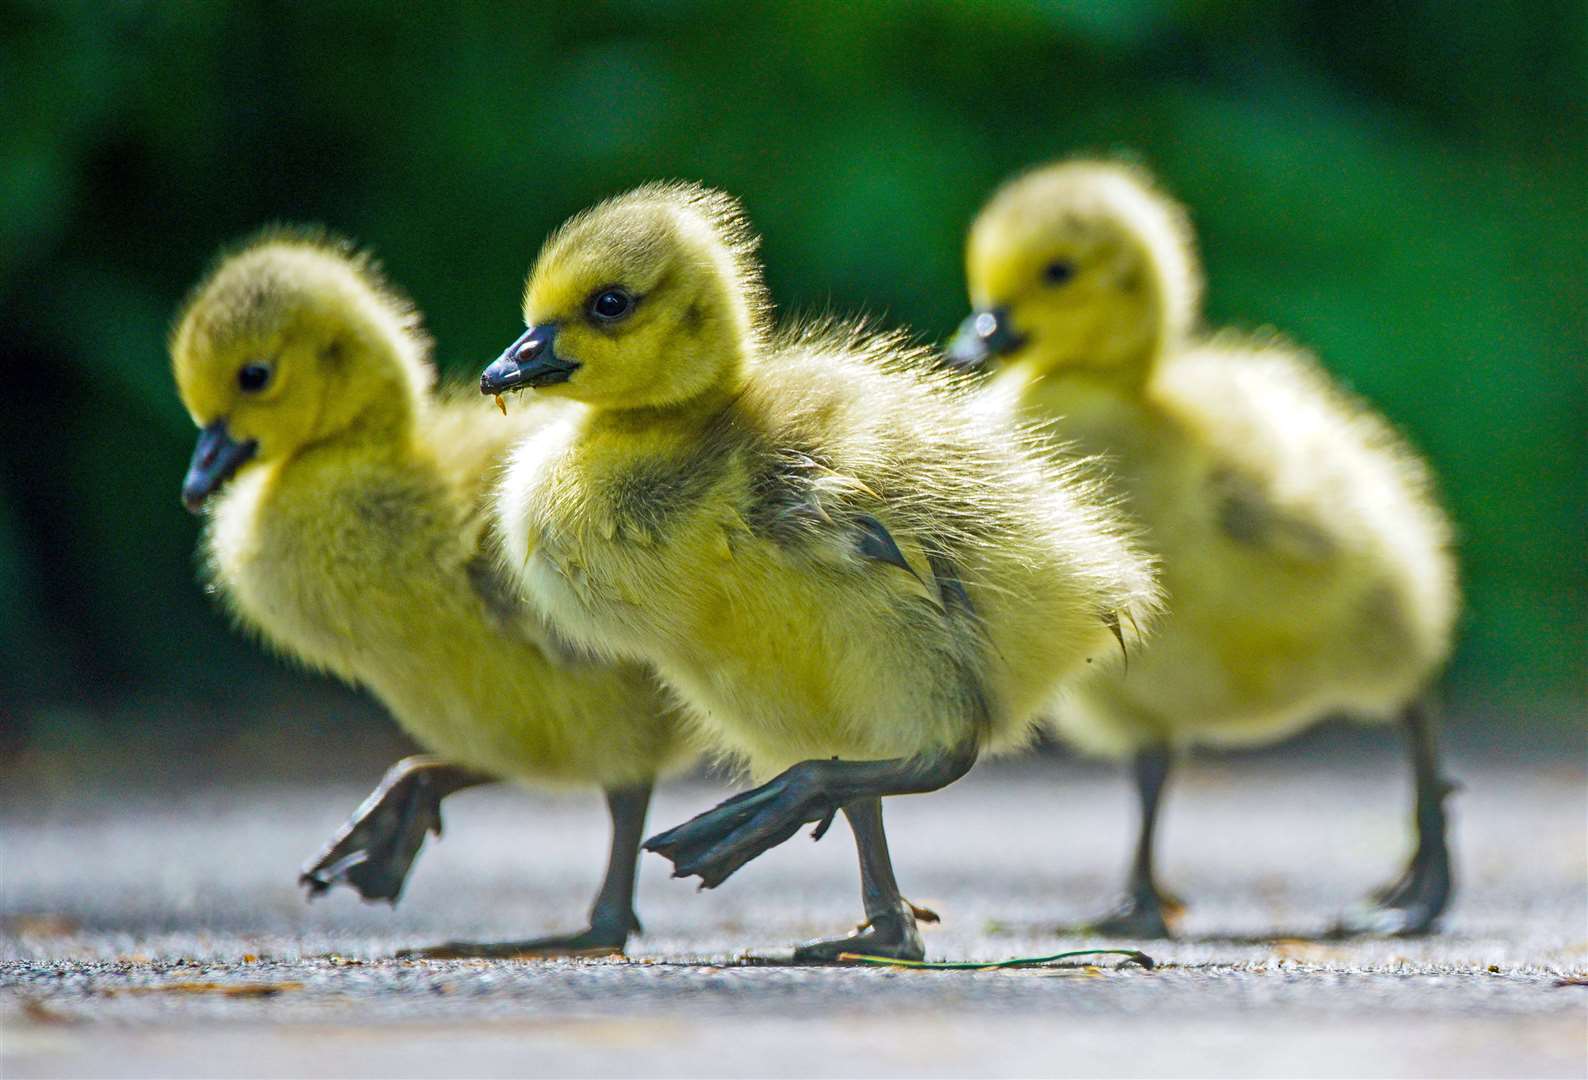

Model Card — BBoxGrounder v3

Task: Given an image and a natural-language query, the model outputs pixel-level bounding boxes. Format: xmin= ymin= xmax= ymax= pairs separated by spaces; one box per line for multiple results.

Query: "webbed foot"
xmin=1331 ymin=852 xmax=1451 ymax=937
xmin=645 ymin=765 xmax=837 ymax=888
xmin=300 ymin=757 xmax=482 ymax=904
xmin=793 ymin=905 xmax=925 ymax=964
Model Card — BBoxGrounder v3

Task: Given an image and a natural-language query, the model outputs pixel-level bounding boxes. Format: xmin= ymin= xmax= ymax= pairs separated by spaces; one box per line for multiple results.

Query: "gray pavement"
xmin=2 ymin=750 xmax=1585 ymax=1078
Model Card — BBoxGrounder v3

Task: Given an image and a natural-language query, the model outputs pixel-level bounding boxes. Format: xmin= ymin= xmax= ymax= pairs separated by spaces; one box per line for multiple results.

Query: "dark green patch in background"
xmin=1 ymin=0 xmax=1582 ymax=734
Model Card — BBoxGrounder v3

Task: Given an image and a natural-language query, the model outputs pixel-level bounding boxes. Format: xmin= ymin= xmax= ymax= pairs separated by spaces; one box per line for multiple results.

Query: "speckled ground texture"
xmin=3 ymin=738 xmax=1585 ymax=1078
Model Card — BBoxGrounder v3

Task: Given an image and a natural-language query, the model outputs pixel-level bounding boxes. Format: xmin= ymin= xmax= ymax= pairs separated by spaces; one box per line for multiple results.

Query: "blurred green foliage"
xmin=2 ymin=0 xmax=1582 ymax=732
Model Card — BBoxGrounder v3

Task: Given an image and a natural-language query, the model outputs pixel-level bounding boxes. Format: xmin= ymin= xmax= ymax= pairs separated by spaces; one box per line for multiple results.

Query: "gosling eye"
xmin=587 ymin=287 xmax=636 ymax=325
xmin=237 ymin=361 xmax=272 ymax=393
xmin=1043 ymin=260 xmax=1077 ymax=287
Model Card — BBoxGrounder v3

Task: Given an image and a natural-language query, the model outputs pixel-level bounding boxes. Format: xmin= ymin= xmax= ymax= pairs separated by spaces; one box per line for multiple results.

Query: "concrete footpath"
xmin=2 ymin=750 xmax=1584 ymax=1077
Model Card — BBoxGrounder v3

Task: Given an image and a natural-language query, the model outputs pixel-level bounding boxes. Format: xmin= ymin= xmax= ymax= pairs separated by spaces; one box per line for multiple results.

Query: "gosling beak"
xmin=946 ymin=307 xmax=1025 ymax=370
xmin=182 ymin=420 xmax=258 ymax=514
xmin=480 ymin=323 xmax=578 ymax=395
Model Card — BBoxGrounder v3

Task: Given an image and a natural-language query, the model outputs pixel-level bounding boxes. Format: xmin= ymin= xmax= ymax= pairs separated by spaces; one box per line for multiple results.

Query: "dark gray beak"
xmin=480 ymin=324 xmax=578 ymax=395
xmin=946 ymin=307 xmax=1025 ymax=370
xmin=182 ymin=420 xmax=258 ymax=514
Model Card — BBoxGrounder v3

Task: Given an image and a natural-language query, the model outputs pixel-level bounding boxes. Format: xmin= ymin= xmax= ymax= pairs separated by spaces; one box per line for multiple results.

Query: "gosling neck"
xmin=291 ymin=380 xmax=422 ymax=474
xmin=1027 ymin=327 xmax=1165 ymax=398
xmin=586 ymin=364 xmax=749 ymax=440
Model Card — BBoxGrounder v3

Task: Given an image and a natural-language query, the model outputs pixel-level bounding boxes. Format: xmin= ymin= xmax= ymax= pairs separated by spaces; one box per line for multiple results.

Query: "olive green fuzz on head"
xmin=170 ymin=230 xmax=432 ymax=513
xmin=481 ymin=182 xmax=766 ymax=414
xmin=949 ymin=159 xmax=1200 ymax=382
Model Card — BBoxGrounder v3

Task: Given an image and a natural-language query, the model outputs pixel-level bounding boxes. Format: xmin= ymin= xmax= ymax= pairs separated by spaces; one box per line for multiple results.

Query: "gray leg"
xmin=405 ymin=781 xmax=653 ymax=959
xmin=792 ymin=797 xmax=926 ymax=963
xmin=1052 ymin=744 xmax=1181 ymax=938
xmin=1085 ymin=743 xmax=1182 ymax=937
xmin=301 ymin=756 xmax=491 ymax=904
xmin=1334 ymin=699 xmax=1455 ymax=936
xmin=645 ymin=739 xmax=979 ymax=890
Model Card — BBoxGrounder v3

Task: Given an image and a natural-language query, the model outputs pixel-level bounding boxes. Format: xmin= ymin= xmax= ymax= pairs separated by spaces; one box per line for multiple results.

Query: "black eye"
xmin=589 ymin=287 xmax=634 ymax=323
xmin=237 ymin=362 xmax=272 ymax=392
xmin=1043 ymin=260 xmax=1076 ymax=286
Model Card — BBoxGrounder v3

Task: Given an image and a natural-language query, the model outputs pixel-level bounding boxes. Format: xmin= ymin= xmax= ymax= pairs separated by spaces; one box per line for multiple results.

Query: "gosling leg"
xmin=792 ymin=797 xmax=926 ymax=963
xmin=404 ymin=781 xmax=653 ymax=959
xmin=1333 ymin=698 xmax=1455 ymax=936
xmin=1067 ymin=743 xmax=1183 ymax=938
xmin=646 ymin=740 xmax=978 ymax=891
xmin=300 ymin=755 xmax=491 ymax=904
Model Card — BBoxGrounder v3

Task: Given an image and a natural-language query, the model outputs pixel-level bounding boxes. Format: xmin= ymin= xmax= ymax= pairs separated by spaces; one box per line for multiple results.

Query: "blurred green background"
xmin=2 ymin=1 xmax=1583 ymax=764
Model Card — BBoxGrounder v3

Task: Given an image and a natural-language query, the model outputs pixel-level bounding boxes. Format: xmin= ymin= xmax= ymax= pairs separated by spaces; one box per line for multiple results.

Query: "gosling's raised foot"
xmin=645 ymin=766 xmax=837 ymax=888
xmin=397 ymin=921 xmax=635 ymax=960
xmin=1330 ymin=855 xmax=1451 ymax=938
xmin=792 ymin=908 xmax=925 ymax=964
xmin=300 ymin=759 xmax=469 ymax=904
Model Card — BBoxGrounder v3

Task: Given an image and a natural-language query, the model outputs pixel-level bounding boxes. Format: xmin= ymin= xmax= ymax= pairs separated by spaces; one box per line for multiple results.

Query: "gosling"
xmin=172 ymin=231 xmax=689 ymax=957
xmin=480 ymin=183 xmax=1160 ymax=961
xmin=949 ymin=160 xmax=1459 ymax=937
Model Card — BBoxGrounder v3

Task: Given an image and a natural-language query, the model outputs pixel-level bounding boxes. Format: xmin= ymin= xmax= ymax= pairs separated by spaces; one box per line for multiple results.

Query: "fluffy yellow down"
xmin=962 ymin=161 xmax=1458 ymax=757
xmin=171 ymin=231 xmax=688 ymax=786
xmin=490 ymin=183 xmax=1161 ymax=779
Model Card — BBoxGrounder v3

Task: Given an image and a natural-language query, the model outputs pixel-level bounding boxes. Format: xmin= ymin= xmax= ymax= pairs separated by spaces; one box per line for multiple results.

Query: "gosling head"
xmin=947 ymin=160 xmax=1201 ymax=384
xmin=171 ymin=232 xmax=431 ymax=513
xmin=481 ymin=182 xmax=767 ymax=412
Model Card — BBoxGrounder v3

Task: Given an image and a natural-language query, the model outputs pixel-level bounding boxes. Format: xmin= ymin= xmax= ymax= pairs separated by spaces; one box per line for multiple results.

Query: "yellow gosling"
xmin=481 ymin=183 xmax=1160 ymax=961
xmin=950 ymin=160 xmax=1460 ymax=937
xmin=171 ymin=231 xmax=690 ymax=957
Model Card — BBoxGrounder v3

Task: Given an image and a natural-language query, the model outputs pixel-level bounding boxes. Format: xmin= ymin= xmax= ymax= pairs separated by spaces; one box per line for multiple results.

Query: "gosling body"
xmin=990 ymin=335 xmax=1454 ymax=755
xmin=500 ymin=329 xmax=1148 ymax=775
